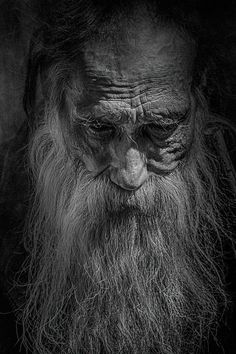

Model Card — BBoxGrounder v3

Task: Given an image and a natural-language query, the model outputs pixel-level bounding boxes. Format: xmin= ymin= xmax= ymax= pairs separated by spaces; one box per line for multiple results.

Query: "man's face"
xmin=70 ymin=23 xmax=196 ymax=190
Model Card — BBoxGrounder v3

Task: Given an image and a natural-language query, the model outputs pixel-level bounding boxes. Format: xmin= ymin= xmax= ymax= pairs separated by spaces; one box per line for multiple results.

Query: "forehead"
xmin=84 ymin=24 xmax=194 ymax=78
xmin=77 ymin=21 xmax=196 ymax=115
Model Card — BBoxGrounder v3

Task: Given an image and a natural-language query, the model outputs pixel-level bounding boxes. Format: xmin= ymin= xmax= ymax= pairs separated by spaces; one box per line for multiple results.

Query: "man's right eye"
xmin=88 ymin=121 xmax=116 ymax=138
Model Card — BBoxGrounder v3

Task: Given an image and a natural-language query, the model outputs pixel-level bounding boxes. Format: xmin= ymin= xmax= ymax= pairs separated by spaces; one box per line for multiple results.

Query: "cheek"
xmin=82 ymin=148 xmax=111 ymax=173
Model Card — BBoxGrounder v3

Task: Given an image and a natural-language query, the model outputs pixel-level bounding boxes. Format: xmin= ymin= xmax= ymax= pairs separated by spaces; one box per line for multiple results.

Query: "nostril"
xmin=110 ymin=177 xmax=142 ymax=191
xmin=109 ymin=167 xmax=148 ymax=191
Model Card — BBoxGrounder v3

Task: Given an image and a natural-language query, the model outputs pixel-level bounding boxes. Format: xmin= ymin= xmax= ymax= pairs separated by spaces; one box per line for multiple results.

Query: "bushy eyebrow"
xmin=74 ymin=104 xmax=131 ymax=125
xmin=73 ymin=111 xmax=122 ymax=127
xmin=73 ymin=105 xmax=190 ymax=127
xmin=145 ymin=107 xmax=190 ymax=124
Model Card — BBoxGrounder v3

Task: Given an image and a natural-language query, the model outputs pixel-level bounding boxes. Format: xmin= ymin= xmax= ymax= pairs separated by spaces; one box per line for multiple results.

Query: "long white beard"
xmin=20 ymin=108 xmax=231 ymax=354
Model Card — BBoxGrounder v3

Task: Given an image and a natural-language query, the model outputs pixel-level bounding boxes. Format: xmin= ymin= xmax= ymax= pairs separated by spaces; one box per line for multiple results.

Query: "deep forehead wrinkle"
xmin=77 ymin=94 xmax=191 ymax=126
xmin=85 ymin=73 xmax=192 ymax=100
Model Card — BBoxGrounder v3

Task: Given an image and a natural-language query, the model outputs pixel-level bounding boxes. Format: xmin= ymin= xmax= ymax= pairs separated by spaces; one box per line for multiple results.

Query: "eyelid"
xmin=148 ymin=108 xmax=190 ymax=122
xmin=146 ymin=122 xmax=177 ymax=133
xmin=137 ymin=120 xmax=178 ymax=141
xmin=86 ymin=121 xmax=117 ymax=141
xmin=91 ymin=118 xmax=118 ymax=127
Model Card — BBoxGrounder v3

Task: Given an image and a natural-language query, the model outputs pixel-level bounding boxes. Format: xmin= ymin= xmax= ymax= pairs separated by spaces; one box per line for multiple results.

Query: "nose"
xmin=109 ymin=148 xmax=148 ymax=190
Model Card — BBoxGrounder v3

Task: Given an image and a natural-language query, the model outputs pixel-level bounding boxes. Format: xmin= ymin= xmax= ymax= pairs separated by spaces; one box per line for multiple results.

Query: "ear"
xmin=198 ymin=67 xmax=208 ymax=91
xmin=193 ymin=57 xmax=218 ymax=105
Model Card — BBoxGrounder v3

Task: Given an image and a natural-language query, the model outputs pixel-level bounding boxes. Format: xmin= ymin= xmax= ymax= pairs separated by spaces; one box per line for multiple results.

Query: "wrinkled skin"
xmin=70 ymin=23 xmax=195 ymax=190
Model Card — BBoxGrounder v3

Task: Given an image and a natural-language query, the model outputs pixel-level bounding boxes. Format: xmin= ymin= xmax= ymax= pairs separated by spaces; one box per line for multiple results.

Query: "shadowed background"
xmin=0 ymin=1 xmax=235 ymax=353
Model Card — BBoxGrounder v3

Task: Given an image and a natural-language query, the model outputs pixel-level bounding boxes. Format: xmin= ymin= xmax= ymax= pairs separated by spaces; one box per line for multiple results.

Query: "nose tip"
xmin=109 ymin=168 xmax=148 ymax=191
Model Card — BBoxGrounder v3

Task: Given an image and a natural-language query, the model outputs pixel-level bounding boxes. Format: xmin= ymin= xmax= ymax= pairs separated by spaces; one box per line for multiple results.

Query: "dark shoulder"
xmin=0 ymin=122 xmax=30 ymax=294
xmin=0 ymin=122 xmax=30 ymax=234
xmin=0 ymin=123 xmax=30 ymax=353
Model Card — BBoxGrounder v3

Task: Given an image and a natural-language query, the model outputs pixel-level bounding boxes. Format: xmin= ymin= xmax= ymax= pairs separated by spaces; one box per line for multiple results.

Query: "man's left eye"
xmin=141 ymin=122 xmax=178 ymax=140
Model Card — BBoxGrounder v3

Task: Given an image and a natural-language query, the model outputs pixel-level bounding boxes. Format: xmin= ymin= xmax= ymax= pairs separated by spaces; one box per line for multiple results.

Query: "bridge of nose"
xmin=122 ymin=147 xmax=144 ymax=173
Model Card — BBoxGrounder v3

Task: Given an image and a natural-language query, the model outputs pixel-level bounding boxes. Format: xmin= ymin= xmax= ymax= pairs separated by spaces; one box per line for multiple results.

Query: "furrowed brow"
xmin=75 ymin=103 xmax=129 ymax=125
xmin=73 ymin=108 xmax=122 ymax=127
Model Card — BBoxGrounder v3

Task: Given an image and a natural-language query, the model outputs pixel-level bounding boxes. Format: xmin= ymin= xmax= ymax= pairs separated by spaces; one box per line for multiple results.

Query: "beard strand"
xmin=19 ymin=109 xmax=231 ymax=354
